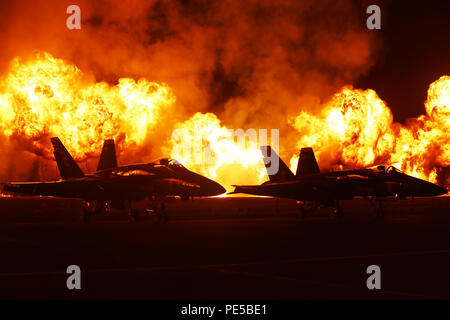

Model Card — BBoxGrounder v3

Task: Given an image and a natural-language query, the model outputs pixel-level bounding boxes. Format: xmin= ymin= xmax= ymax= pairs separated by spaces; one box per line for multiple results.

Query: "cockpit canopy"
xmin=155 ymin=158 xmax=184 ymax=169
xmin=371 ymin=165 xmax=403 ymax=174
xmin=113 ymin=169 xmax=154 ymax=176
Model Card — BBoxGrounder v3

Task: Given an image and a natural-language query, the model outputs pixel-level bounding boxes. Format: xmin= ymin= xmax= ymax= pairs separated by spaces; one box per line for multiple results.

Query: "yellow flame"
xmin=0 ymin=52 xmax=175 ymax=159
xmin=0 ymin=52 xmax=448 ymax=190
xmin=170 ymin=112 xmax=266 ymax=189
xmin=290 ymin=77 xmax=450 ymax=185
xmin=425 ymin=75 xmax=450 ymax=125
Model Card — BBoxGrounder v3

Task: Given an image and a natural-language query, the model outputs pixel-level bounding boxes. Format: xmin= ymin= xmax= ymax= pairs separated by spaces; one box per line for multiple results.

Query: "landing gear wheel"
xmin=161 ymin=202 xmax=167 ymax=223
xmin=332 ymin=200 xmax=343 ymax=218
xmin=336 ymin=207 xmax=343 ymax=218
xmin=80 ymin=207 xmax=90 ymax=223
xmin=155 ymin=202 xmax=168 ymax=224
xmin=332 ymin=206 xmax=343 ymax=218
xmin=103 ymin=201 xmax=111 ymax=215
xmin=299 ymin=207 xmax=307 ymax=219
xmin=157 ymin=211 xmax=169 ymax=224
xmin=294 ymin=203 xmax=303 ymax=219
xmin=375 ymin=208 xmax=384 ymax=220
xmin=162 ymin=211 xmax=168 ymax=224
xmin=375 ymin=200 xmax=384 ymax=220
xmin=129 ymin=208 xmax=140 ymax=222
xmin=296 ymin=201 xmax=313 ymax=219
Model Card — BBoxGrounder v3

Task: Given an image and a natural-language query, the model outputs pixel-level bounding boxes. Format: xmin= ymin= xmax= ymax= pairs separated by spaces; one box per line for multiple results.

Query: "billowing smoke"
xmin=0 ymin=0 xmax=380 ymax=181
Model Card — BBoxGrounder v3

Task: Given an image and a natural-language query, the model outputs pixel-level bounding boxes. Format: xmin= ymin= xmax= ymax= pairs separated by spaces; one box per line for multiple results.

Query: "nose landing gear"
xmin=153 ymin=201 xmax=168 ymax=224
xmin=375 ymin=200 xmax=384 ymax=220
xmin=332 ymin=203 xmax=343 ymax=218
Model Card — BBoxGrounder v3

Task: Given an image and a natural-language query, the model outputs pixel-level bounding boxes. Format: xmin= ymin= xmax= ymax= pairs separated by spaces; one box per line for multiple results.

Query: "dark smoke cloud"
xmin=0 ymin=0 xmax=381 ymax=181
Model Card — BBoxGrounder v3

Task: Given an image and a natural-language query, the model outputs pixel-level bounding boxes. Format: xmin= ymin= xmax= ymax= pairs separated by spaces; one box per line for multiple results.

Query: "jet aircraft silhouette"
xmin=232 ymin=146 xmax=447 ymax=218
xmin=3 ymin=137 xmax=226 ymax=222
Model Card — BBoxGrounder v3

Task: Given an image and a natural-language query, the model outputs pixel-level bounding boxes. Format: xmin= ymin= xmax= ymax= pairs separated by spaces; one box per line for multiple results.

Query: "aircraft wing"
xmin=230 ymin=185 xmax=262 ymax=194
xmin=231 ymin=178 xmax=360 ymax=200
xmin=3 ymin=175 xmax=204 ymax=200
xmin=2 ymin=180 xmax=102 ymax=198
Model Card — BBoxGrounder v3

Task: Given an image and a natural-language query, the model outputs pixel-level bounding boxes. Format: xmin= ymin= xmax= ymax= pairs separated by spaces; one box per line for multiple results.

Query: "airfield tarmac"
xmin=0 ymin=196 xmax=449 ymax=299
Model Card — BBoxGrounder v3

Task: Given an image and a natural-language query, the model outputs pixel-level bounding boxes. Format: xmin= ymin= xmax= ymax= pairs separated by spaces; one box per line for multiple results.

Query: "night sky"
xmin=356 ymin=0 xmax=450 ymax=123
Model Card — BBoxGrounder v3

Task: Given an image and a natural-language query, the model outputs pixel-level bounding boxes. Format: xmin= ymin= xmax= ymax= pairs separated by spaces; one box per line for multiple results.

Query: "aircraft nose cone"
xmin=204 ymin=178 xmax=226 ymax=196
xmin=410 ymin=179 xmax=448 ymax=197
xmin=424 ymin=182 xmax=448 ymax=196
xmin=212 ymin=182 xmax=226 ymax=196
xmin=434 ymin=185 xmax=448 ymax=196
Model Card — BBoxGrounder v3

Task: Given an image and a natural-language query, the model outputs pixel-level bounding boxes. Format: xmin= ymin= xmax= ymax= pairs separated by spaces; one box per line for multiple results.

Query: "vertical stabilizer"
xmin=50 ymin=137 xmax=85 ymax=180
xmin=296 ymin=147 xmax=320 ymax=177
xmin=260 ymin=146 xmax=296 ymax=182
xmin=97 ymin=139 xmax=117 ymax=171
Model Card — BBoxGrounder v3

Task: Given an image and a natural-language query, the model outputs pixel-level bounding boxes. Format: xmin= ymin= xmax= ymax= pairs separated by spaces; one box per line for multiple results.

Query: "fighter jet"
xmin=3 ymin=137 xmax=226 ymax=222
xmin=232 ymin=146 xmax=447 ymax=218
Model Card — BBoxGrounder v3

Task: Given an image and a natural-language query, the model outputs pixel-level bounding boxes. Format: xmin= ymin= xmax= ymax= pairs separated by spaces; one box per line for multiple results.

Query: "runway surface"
xmin=0 ymin=196 xmax=449 ymax=299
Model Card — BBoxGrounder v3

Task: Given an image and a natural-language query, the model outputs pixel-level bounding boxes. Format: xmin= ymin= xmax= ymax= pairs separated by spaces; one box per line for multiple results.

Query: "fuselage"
xmin=234 ymin=165 xmax=447 ymax=201
xmin=3 ymin=159 xmax=226 ymax=200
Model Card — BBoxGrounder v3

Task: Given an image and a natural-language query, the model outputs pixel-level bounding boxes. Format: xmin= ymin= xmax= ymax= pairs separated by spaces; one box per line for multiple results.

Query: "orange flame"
xmin=0 ymin=52 xmax=448 ymax=190
xmin=290 ymin=76 xmax=450 ymax=185
xmin=172 ymin=77 xmax=449 ymax=190
xmin=170 ymin=112 xmax=266 ymax=189
xmin=0 ymin=52 xmax=175 ymax=159
xmin=425 ymin=75 xmax=450 ymax=125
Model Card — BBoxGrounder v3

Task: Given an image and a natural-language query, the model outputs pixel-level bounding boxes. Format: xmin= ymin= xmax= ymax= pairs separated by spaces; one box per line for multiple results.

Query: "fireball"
xmin=170 ymin=112 xmax=266 ymax=189
xmin=0 ymin=52 xmax=448 ymax=190
xmin=0 ymin=52 xmax=175 ymax=159
xmin=290 ymin=77 xmax=450 ymax=186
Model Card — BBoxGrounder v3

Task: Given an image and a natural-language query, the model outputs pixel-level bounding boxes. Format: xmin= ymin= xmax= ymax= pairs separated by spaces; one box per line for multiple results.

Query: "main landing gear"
xmin=296 ymin=200 xmax=343 ymax=219
xmin=146 ymin=200 xmax=168 ymax=224
xmin=128 ymin=199 xmax=168 ymax=224
xmin=127 ymin=201 xmax=141 ymax=223
xmin=332 ymin=201 xmax=343 ymax=218
xmin=79 ymin=199 xmax=168 ymax=223
xmin=364 ymin=197 xmax=384 ymax=220
xmin=80 ymin=200 xmax=110 ymax=222
xmin=375 ymin=200 xmax=384 ymax=220
xmin=296 ymin=201 xmax=317 ymax=219
xmin=296 ymin=201 xmax=321 ymax=219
